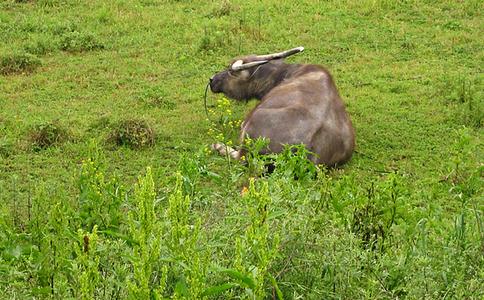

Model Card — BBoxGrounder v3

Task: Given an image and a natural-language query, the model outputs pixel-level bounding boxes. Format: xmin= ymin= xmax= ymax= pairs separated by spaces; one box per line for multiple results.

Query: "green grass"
xmin=0 ymin=0 xmax=482 ymax=299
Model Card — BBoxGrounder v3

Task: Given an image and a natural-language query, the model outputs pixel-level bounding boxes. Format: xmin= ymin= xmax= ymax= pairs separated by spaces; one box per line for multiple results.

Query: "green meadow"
xmin=0 ymin=0 xmax=482 ymax=298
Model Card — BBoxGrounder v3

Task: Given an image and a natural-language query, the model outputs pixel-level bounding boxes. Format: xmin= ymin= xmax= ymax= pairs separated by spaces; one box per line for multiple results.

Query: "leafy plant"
xmin=207 ymin=96 xmax=243 ymax=170
xmin=166 ymin=173 xmax=209 ymax=298
xmin=78 ymin=145 xmax=125 ymax=231
xmin=230 ymin=178 xmax=281 ymax=298
xmin=271 ymin=144 xmax=318 ymax=181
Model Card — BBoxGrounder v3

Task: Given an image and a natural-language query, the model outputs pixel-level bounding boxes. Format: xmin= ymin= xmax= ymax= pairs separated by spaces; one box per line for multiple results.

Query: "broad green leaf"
xmin=220 ymin=268 xmax=256 ymax=290
xmin=269 ymin=274 xmax=284 ymax=300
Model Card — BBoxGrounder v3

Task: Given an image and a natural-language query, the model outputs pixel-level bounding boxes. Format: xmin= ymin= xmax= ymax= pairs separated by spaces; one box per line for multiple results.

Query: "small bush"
xmin=108 ymin=119 xmax=155 ymax=149
xmin=29 ymin=121 xmax=69 ymax=151
xmin=59 ymin=31 xmax=104 ymax=53
xmin=0 ymin=52 xmax=41 ymax=75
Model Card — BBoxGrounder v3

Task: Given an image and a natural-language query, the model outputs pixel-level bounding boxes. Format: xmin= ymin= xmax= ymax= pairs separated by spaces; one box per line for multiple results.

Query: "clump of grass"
xmin=452 ymin=79 xmax=483 ymax=129
xmin=96 ymin=8 xmax=113 ymax=25
xmin=352 ymin=199 xmax=385 ymax=250
xmin=108 ymin=119 xmax=155 ymax=149
xmin=441 ymin=77 xmax=483 ymax=129
xmin=59 ymin=31 xmax=104 ymax=53
xmin=0 ymin=140 xmax=14 ymax=158
xmin=29 ymin=121 xmax=69 ymax=151
xmin=0 ymin=52 xmax=41 ymax=75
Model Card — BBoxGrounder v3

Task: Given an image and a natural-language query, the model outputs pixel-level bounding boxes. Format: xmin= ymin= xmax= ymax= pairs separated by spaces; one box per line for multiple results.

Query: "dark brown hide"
xmin=210 ymin=56 xmax=355 ymax=167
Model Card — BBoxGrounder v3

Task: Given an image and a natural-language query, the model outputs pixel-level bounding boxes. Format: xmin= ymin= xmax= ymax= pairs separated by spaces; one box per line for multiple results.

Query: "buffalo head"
xmin=209 ymin=47 xmax=304 ymax=100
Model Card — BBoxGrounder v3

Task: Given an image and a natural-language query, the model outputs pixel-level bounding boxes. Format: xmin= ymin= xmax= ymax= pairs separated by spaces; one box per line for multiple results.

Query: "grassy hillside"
xmin=0 ymin=0 xmax=482 ymax=299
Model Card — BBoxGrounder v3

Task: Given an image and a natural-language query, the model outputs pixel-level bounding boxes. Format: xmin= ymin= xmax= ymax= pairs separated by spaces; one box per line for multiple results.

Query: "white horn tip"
xmin=231 ymin=60 xmax=243 ymax=70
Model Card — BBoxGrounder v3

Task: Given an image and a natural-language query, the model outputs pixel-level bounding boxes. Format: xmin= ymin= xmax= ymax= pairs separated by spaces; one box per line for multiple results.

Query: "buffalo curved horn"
xmin=254 ymin=46 xmax=304 ymax=61
xmin=231 ymin=59 xmax=269 ymax=71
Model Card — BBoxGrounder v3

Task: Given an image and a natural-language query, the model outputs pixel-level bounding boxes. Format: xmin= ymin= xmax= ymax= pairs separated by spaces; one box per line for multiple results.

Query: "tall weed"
xmin=127 ymin=167 xmax=167 ymax=299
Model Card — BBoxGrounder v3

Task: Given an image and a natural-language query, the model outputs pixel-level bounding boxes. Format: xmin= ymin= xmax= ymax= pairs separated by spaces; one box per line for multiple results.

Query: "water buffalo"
xmin=209 ymin=47 xmax=355 ymax=167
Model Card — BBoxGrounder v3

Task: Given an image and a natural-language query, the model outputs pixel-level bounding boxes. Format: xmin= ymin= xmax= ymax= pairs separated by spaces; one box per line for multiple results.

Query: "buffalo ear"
xmin=240 ymin=70 xmax=250 ymax=79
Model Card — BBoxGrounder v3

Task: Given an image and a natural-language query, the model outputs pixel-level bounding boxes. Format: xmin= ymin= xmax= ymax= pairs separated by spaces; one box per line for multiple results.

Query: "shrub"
xmin=29 ymin=121 xmax=69 ymax=151
xmin=108 ymin=119 xmax=155 ymax=149
xmin=0 ymin=52 xmax=41 ymax=75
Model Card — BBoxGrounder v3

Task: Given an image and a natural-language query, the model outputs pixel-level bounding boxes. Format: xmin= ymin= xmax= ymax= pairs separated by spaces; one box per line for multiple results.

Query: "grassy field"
xmin=0 ymin=0 xmax=483 ymax=299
